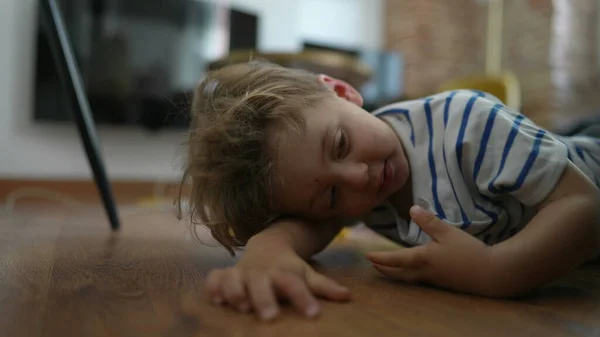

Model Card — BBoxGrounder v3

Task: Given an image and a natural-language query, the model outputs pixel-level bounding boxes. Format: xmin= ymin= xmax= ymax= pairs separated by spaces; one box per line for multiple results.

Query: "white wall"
xmin=0 ymin=0 xmax=188 ymax=181
xmin=225 ymin=0 xmax=302 ymax=52
xmin=299 ymin=0 xmax=383 ymax=51
xmin=221 ymin=0 xmax=384 ymax=52
xmin=0 ymin=0 xmax=383 ymax=181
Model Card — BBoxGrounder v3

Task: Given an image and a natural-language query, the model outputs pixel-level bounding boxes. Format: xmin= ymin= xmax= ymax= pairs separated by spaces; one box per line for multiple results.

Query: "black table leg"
xmin=39 ymin=0 xmax=120 ymax=231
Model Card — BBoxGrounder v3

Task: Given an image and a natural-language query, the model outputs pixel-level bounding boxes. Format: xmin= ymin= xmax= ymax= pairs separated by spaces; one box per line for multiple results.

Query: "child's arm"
xmin=482 ymin=162 xmax=600 ymax=296
xmin=367 ymin=163 xmax=600 ymax=297
xmin=206 ymin=217 xmax=351 ymax=321
xmin=246 ymin=215 xmax=347 ymax=260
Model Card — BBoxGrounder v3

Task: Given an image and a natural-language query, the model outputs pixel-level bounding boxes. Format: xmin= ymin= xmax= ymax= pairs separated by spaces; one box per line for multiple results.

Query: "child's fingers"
xmin=222 ymin=269 xmax=250 ymax=313
xmin=247 ymin=273 xmax=279 ymax=321
xmin=206 ymin=269 xmax=225 ymax=305
xmin=366 ymin=247 xmax=427 ymax=268
xmin=306 ymin=271 xmax=351 ymax=302
xmin=410 ymin=206 xmax=450 ymax=241
xmin=272 ymin=272 xmax=320 ymax=318
xmin=372 ymin=263 xmax=423 ymax=284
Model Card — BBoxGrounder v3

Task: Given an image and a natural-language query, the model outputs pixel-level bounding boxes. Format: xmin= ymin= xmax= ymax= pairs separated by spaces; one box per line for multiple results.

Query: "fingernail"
xmin=260 ymin=307 xmax=279 ymax=321
xmin=409 ymin=205 xmax=425 ymax=217
xmin=305 ymin=303 xmax=320 ymax=318
xmin=338 ymin=285 xmax=349 ymax=292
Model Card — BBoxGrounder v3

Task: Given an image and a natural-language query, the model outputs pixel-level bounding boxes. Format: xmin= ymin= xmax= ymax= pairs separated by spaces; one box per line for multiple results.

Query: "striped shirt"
xmin=364 ymin=90 xmax=600 ymax=247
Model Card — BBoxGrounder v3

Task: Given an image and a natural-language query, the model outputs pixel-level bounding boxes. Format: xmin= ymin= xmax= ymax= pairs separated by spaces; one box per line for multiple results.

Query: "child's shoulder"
xmin=371 ymin=90 xmax=515 ymax=135
xmin=371 ymin=89 xmax=504 ymax=116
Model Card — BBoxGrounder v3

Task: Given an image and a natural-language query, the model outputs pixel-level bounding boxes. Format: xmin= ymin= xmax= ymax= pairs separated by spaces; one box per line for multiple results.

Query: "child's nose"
xmin=338 ymin=162 xmax=369 ymax=189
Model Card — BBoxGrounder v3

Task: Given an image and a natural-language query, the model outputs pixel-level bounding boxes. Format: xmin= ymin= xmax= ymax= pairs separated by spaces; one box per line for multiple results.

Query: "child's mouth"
xmin=378 ymin=159 xmax=394 ymax=196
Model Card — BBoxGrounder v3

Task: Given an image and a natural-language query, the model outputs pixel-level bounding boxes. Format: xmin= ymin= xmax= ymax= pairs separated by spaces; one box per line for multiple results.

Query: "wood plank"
xmin=0 ymin=212 xmax=64 ymax=337
xmin=0 ymin=206 xmax=599 ymax=336
xmin=0 ymin=179 xmax=186 ymax=205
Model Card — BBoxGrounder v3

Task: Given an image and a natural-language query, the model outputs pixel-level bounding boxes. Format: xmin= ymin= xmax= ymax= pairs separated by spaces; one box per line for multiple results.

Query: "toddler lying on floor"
xmin=177 ymin=60 xmax=600 ymax=321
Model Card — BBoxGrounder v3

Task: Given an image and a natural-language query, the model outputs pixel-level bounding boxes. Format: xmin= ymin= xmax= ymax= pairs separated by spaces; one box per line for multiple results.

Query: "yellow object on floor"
xmin=439 ymin=71 xmax=521 ymax=111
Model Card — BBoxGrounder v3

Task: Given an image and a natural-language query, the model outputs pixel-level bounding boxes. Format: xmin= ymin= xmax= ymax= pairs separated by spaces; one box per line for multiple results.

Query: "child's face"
xmin=272 ymin=79 xmax=410 ymax=220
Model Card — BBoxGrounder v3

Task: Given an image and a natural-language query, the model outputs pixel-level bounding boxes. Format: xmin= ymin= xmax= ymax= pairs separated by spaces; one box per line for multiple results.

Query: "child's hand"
xmin=366 ymin=206 xmax=493 ymax=295
xmin=205 ymin=252 xmax=351 ymax=321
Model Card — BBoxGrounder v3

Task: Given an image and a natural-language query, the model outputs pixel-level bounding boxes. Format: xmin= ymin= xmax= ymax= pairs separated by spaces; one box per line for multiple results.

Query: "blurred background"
xmin=0 ymin=0 xmax=599 ymax=202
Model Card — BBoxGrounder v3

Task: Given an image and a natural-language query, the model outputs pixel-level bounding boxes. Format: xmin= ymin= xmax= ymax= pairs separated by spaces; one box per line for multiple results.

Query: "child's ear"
xmin=317 ymin=74 xmax=364 ymax=107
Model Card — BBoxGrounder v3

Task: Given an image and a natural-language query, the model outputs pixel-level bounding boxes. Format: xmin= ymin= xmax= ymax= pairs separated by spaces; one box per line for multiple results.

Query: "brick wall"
xmin=385 ymin=0 xmax=487 ymax=97
xmin=385 ymin=0 xmax=600 ymax=128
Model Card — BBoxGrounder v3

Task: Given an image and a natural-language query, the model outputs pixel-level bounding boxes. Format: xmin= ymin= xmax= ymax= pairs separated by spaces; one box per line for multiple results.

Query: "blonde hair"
xmin=177 ymin=60 xmax=331 ymax=255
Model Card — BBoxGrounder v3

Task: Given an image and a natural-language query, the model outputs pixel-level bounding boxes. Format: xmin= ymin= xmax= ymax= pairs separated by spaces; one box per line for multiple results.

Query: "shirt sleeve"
xmin=451 ymin=91 xmax=569 ymax=207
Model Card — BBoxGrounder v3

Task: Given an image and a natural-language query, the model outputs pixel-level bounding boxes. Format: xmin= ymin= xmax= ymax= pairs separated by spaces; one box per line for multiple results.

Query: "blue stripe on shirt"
xmin=443 ymin=91 xmax=458 ymax=127
xmin=472 ymin=203 xmax=499 ymax=235
xmin=455 ymin=94 xmax=481 ymax=174
xmin=572 ymin=145 xmax=598 ymax=185
xmin=470 ymin=89 xmax=485 ymax=96
xmin=441 ymin=92 xmax=470 ymax=228
xmin=424 ymin=99 xmax=446 ymax=220
xmin=469 ymin=104 xmax=503 ymax=226
xmin=488 ymin=114 xmax=525 ymax=194
xmin=557 ymin=138 xmax=574 ymax=162
xmin=575 ymin=145 xmax=586 ymax=163
xmin=473 ymin=199 xmax=510 ymax=237
xmin=473 ymin=104 xmax=502 ymax=181
xmin=563 ymin=142 xmax=573 ymax=161
xmin=504 ymin=129 xmax=545 ymax=192
xmin=375 ymin=109 xmax=415 ymax=147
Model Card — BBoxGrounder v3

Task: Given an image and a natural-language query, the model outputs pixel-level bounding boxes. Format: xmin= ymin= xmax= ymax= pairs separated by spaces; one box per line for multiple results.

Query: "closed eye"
xmin=336 ymin=129 xmax=349 ymax=159
xmin=329 ymin=186 xmax=337 ymax=210
xmin=329 ymin=129 xmax=349 ymax=210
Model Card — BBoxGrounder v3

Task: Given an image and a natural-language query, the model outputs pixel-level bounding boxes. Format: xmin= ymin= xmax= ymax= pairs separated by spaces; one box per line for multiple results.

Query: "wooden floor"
xmin=1 ymin=200 xmax=600 ymax=337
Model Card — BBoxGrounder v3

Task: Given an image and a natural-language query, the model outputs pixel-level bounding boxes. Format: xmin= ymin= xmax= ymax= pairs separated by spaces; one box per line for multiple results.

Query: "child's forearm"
xmin=485 ymin=195 xmax=600 ymax=297
xmin=245 ymin=217 xmax=343 ymax=261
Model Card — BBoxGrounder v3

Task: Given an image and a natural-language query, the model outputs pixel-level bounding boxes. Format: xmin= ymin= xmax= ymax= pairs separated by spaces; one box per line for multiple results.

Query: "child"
xmin=178 ymin=60 xmax=600 ymax=321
